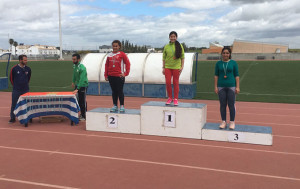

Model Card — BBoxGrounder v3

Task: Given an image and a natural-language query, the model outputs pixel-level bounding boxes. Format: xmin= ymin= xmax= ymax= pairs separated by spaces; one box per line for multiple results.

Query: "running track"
xmin=0 ymin=92 xmax=299 ymax=189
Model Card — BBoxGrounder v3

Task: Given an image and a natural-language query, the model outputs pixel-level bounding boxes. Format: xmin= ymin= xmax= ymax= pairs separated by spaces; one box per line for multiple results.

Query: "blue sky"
xmin=74 ymin=0 xmax=183 ymax=17
xmin=0 ymin=0 xmax=300 ymax=50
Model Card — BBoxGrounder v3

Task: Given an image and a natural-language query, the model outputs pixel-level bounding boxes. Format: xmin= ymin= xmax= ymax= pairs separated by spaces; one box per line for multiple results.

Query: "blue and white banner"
xmin=14 ymin=95 xmax=80 ymax=125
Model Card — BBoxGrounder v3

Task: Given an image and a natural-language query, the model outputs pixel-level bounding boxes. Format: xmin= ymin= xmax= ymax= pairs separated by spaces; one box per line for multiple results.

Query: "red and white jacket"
xmin=104 ymin=51 xmax=130 ymax=78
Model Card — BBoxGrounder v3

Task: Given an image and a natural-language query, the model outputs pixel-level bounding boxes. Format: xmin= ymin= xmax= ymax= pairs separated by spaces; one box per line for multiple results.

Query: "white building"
xmin=12 ymin=44 xmax=60 ymax=56
xmin=0 ymin=48 xmax=9 ymax=55
xmin=147 ymin=48 xmax=155 ymax=53
xmin=99 ymin=45 xmax=112 ymax=53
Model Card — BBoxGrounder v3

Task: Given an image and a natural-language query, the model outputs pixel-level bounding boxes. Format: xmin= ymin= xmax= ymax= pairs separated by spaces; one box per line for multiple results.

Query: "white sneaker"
xmin=219 ymin=121 xmax=226 ymax=129
xmin=229 ymin=122 xmax=235 ymax=130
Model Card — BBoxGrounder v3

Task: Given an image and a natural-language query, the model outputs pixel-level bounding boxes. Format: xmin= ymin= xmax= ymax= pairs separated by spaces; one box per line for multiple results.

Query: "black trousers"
xmin=77 ymin=87 xmax=87 ymax=118
xmin=108 ymin=76 xmax=125 ymax=106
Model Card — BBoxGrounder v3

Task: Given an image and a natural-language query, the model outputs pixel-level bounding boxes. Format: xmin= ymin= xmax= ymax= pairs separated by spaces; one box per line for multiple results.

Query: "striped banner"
xmin=14 ymin=92 xmax=80 ymax=125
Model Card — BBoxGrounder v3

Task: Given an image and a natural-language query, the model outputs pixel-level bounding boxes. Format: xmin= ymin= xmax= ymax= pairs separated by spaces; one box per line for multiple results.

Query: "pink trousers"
xmin=164 ymin=68 xmax=180 ymax=99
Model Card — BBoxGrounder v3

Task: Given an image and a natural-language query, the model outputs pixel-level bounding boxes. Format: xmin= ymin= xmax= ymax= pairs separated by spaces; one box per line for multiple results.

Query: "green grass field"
xmin=0 ymin=60 xmax=74 ymax=92
xmin=1 ymin=60 xmax=300 ymax=104
xmin=196 ymin=60 xmax=300 ymax=104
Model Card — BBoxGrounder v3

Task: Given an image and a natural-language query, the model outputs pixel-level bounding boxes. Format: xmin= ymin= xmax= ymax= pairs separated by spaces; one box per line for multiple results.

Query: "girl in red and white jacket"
xmin=104 ymin=40 xmax=130 ymax=113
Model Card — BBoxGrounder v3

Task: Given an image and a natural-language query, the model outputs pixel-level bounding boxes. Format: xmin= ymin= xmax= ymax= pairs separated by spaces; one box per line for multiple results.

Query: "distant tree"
xmin=118 ymin=39 xmax=148 ymax=53
xmin=181 ymin=42 xmax=188 ymax=52
xmin=9 ymin=38 xmax=14 ymax=52
xmin=121 ymin=40 xmax=125 ymax=51
xmin=13 ymin=41 xmax=18 ymax=55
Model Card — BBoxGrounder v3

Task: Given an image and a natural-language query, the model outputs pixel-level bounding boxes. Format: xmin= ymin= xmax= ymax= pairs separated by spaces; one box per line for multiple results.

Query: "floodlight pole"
xmin=58 ymin=0 xmax=64 ymax=60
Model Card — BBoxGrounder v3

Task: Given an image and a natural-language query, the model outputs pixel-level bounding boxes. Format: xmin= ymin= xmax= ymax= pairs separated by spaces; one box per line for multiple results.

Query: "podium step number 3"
xmin=202 ymin=123 xmax=273 ymax=145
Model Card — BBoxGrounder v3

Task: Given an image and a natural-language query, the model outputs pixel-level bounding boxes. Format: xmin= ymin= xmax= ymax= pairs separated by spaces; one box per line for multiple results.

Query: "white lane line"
xmin=207 ymin=119 xmax=300 ymax=127
xmin=196 ymin=91 xmax=300 ymax=97
xmin=0 ymin=145 xmax=299 ymax=182
xmin=0 ymin=115 xmax=299 ymax=128
xmin=206 ymin=104 xmax=300 ymax=111
xmin=1 ymin=102 xmax=300 ymax=111
xmin=0 ymin=177 xmax=79 ymax=189
xmin=207 ymin=111 xmax=300 ymax=118
xmin=273 ymin=135 xmax=300 ymax=139
xmin=0 ymin=128 xmax=300 ymax=156
xmin=240 ymin=61 xmax=256 ymax=84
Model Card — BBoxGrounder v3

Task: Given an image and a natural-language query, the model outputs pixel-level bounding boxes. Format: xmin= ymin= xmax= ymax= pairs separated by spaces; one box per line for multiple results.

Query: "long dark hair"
xmin=169 ymin=31 xmax=182 ymax=59
xmin=221 ymin=47 xmax=232 ymax=59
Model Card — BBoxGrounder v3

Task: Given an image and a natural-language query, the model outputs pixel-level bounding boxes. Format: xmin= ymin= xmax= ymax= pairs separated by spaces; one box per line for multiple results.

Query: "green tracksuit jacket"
xmin=72 ymin=62 xmax=88 ymax=89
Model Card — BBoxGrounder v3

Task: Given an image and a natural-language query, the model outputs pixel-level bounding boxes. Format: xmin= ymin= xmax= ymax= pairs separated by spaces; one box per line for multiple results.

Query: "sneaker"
xmin=119 ymin=105 xmax=125 ymax=113
xmin=79 ymin=115 xmax=86 ymax=121
xmin=166 ymin=98 xmax=173 ymax=105
xmin=219 ymin=121 xmax=226 ymax=129
xmin=8 ymin=118 xmax=16 ymax=124
xmin=173 ymin=99 xmax=178 ymax=106
xmin=229 ymin=121 xmax=235 ymax=130
xmin=110 ymin=105 xmax=118 ymax=112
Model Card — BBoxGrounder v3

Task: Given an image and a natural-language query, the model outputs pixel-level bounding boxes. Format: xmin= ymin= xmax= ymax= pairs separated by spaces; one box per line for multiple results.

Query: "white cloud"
xmin=153 ymin=0 xmax=230 ymax=10
xmin=1 ymin=0 xmax=300 ymax=50
xmin=217 ymin=0 xmax=300 ymax=46
xmin=110 ymin=0 xmax=132 ymax=4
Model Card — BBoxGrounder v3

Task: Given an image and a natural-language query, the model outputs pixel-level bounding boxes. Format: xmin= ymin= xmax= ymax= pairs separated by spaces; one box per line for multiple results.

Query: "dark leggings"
xmin=218 ymin=87 xmax=236 ymax=122
xmin=108 ymin=76 xmax=125 ymax=106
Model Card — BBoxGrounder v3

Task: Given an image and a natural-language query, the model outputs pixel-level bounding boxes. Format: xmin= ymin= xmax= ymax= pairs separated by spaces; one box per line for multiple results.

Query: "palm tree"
xmin=13 ymin=41 xmax=18 ymax=55
xmin=9 ymin=38 xmax=14 ymax=52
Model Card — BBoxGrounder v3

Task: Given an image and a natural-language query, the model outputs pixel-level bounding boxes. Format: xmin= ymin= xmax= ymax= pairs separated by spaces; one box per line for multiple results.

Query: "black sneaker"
xmin=8 ymin=119 xmax=16 ymax=124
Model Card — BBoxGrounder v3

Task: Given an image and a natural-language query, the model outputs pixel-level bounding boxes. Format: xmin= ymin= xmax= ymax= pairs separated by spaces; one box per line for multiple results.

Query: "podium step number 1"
xmin=141 ymin=101 xmax=207 ymax=139
xmin=164 ymin=111 xmax=176 ymax=128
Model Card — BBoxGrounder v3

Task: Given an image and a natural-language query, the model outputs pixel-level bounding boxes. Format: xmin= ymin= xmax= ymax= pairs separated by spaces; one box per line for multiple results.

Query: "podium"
xmin=141 ymin=101 xmax=207 ymax=139
xmin=86 ymin=108 xmax=141 ymax=134
xmin=85 ymin=101 xmax=273 ymax=146
xmin=202 ymin=123 xmax=273 ymax=145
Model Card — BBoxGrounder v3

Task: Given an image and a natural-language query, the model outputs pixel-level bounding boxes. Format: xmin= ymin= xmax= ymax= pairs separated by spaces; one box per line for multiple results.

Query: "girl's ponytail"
xmin=175 ymin=40 xmax=182 ymax=59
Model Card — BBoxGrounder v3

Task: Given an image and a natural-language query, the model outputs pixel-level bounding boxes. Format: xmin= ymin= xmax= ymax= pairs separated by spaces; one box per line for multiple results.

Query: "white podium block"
xmin=86 ymin=108 xmax=141 ymax=134
xmin=141 ymin=101 xmax=207 ymax=139
xmin=202 ymin=123 xmax=273 ymax=145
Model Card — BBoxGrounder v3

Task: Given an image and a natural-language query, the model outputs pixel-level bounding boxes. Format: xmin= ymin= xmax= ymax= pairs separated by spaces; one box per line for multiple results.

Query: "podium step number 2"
xmin=86 ymin=108 xmax=141 ymax=134
xmin=107 ymin=115 xmax=118 ymax=128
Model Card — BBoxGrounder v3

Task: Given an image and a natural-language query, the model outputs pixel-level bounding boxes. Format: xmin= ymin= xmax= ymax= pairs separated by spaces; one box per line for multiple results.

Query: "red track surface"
xmin=0 ymin=92 xmax=300 ymax=189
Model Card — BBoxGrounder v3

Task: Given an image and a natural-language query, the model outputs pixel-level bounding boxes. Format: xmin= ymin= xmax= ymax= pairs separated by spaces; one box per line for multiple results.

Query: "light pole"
xmin=58 ymin=0 xmax=64 ymax=60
